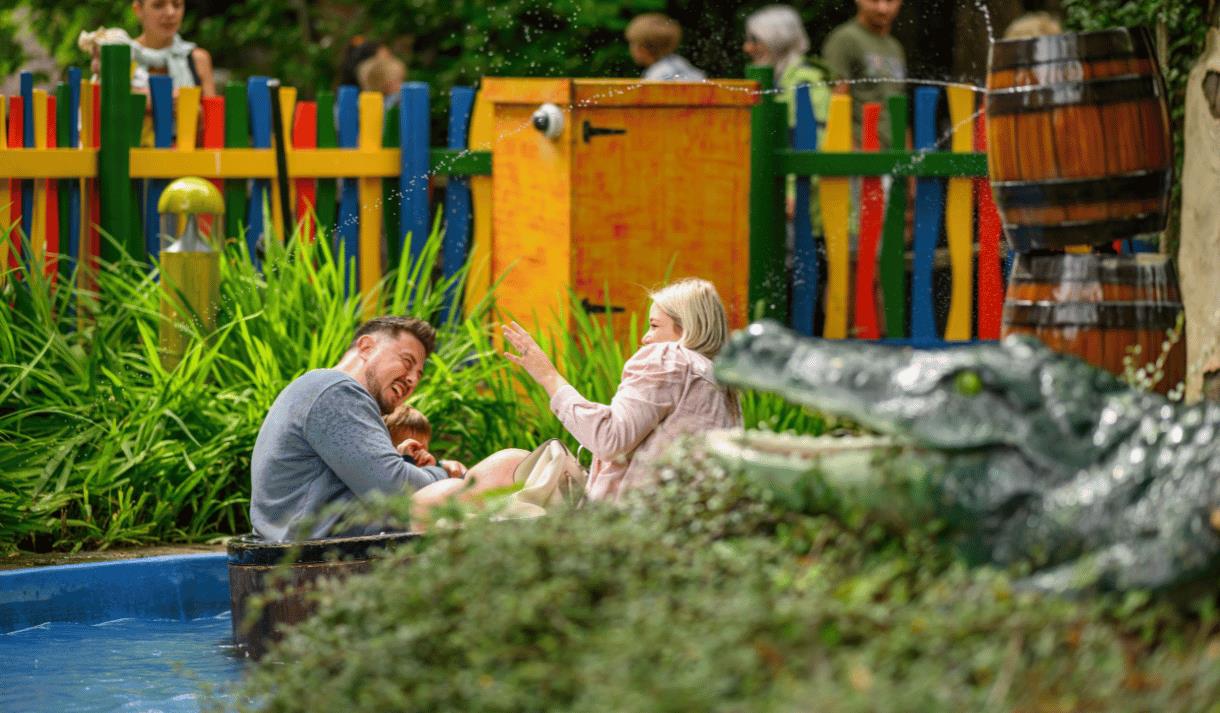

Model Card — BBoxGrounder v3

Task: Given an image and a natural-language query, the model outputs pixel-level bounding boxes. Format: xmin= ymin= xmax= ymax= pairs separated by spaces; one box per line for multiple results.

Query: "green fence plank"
xmin=747 ymin=65 xmax=787 ymax=323
xmin=99 ymin=44 xmax=135 ymax=262
xmin=383 ymin=103 xmax=402 ymax=271
xmin=879 ymin=96 xmax=909 ymax=339
xmin=776 ymin=150 xmax=988 ymax=177
xmin=429 ymin=148 xmax=491 ymax=176
xmin=314 ymin=91 xmax=338 ymax=243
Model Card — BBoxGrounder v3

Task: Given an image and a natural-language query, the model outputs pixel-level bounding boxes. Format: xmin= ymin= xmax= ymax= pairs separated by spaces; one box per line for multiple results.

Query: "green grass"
xmin=0 ymin=223 xmax=820 ymax=553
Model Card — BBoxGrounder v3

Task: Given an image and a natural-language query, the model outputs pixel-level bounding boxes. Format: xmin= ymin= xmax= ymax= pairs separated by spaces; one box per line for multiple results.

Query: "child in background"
xmin=625 ymin=13 xmax=706 ymax=81
xmin=80 ymin=0 xmax=216 ymax=97
xmin=358 ymin=52 xmax=407 ymax=109
xmin=384 ymin=404 xmax=466 ymax=478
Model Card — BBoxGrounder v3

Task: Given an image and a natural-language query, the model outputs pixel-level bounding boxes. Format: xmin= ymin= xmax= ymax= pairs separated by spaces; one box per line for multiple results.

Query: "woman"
xmin=743 ymin=5 xmax=830 ymax=223
xmin=502 ymin=278 xmax=742 ymax=501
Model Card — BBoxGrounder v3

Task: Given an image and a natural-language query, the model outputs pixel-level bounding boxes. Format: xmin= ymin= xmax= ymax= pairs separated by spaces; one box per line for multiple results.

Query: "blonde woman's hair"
xmin=648 ymin=278 xmax=730 ymax=359
xmin=745 ymin=5 xmax=810 ymax=80
xmin=1002 ymin=12 xmax=1063 ymax=40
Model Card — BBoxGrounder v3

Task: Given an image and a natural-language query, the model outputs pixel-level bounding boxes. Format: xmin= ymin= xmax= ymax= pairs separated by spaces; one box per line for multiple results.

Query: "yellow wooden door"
xmin=569 ymin=81 xmax=753 ymax=344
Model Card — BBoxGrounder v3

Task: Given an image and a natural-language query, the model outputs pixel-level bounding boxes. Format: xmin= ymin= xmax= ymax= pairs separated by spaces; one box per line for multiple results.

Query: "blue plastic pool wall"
xmin=0 ymin=554 xmax=229 ymax=632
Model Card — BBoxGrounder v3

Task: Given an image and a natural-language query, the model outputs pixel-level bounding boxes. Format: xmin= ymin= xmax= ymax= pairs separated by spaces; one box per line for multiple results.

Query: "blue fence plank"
xmin=145 ymin=76 xmax=174 ymax=261
xmin=66 ymin=67 xmax=82 ymax=269
xmin=336 ymin=85 xmax=360 ymax=291
xmin=20 ymin=72 xmax=33 ymax=239
xmin=911 ymin=87 xmax=942 ymax=343
xmin=790 ymin=83 xmax=819 ymax=336
xmin=246 ymin=76 xmax=272 ymax=266
xmin=440 ymin=85 xmax=475 ymax=324
xmin=400 ymin=83 xmax=431 ymax=265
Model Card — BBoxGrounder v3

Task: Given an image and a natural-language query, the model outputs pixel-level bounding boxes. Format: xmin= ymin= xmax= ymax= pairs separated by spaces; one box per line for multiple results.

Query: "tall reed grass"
xmin=0 ymin=223 xmax=824 ymax=553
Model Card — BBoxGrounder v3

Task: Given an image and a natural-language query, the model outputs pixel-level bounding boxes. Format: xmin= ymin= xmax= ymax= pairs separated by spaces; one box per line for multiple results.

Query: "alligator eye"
xmin=954 ymin=370 xmax=983 ymax=397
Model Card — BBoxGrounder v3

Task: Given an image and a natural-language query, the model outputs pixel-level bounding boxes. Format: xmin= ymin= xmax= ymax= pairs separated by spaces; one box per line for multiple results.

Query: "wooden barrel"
xmin=1001 ymin=253 xmax=1186 ymax=395
xmin=986 ymin=27 xmax=1172 ymax=251
xmin=227 ymin=531 xmax=419 ymax=658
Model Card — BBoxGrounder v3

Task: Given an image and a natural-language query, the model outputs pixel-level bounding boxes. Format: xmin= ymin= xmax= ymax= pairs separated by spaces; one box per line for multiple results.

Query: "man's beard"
xmin=365 ymin=373 xmax=395 ymax=415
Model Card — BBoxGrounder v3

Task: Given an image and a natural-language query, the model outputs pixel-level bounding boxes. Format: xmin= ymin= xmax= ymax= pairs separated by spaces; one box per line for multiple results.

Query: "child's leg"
xmin=409 ymin=448 xmax=531 ymax=529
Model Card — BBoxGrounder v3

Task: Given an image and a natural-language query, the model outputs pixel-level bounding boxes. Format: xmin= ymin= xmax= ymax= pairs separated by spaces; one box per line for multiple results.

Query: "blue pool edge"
xmin=0 ymin=553 xmax=229 ymax=633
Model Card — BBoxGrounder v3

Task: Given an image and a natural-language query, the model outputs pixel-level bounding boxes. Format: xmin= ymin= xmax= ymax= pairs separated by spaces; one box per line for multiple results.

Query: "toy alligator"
xmin=711 ymin=321 xmax=1220 ymax=593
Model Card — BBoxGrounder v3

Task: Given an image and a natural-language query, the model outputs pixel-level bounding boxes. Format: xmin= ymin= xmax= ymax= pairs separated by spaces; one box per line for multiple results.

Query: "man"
xmin=822 ymin=0 xmax=906 ymax=149
xmin=250 ymin=316 xmax=462 ymax=541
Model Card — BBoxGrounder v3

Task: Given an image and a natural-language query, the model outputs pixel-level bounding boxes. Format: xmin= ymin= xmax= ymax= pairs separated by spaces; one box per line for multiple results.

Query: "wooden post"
xmin=357 ymin=90 xmax=384 ymax=300
xmin=790 ymin=83 xmax=818 ymax=336
xmin=820 ymin=94 xmax=851 ymax=339
xmin=855 ymin=103 xmax=884 ymax=340
xmin=99 ymin=44 xmax=135 ymax=262
xmin=314 ymin=91 xmax=338 ymax=247
xmin=292 ymin=101 xmax=318 ymax=243
xmin=399 ymin=82 xmax=430 ymax=265
xmin=336 ymin=85 xmax=359 ymax=288
xmin=441 ymin=85 xmax=475 ymax=324
xmin=747 ymin=65 xmax=786 ymax=322
xmin=911 ymin=87 xmax=943 ymax=343
xmin=223 ymin=81 xmax=248 ymax=250
xmin=975 ymin=108 xmax=1003 ymax=341
xmin=246 ymin=77 xmax=272 ymax=266
xmin=146 ymin=76 xmax=174 ymax=261
xmin=879 ymin=95 xmax=909 ymax=339
xmin=382 ymin=103 xmax=402 ymax=268
xmin=944 ymin=85 xmax=975 ymax=342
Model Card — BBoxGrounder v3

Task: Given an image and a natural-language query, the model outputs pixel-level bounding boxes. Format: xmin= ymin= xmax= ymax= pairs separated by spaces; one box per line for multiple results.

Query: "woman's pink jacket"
xmin=549 ymin=341 xmax=742 ymax=501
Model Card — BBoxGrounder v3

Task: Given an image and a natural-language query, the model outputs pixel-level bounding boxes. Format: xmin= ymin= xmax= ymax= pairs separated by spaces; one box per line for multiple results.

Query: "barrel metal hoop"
xmin=993 ymin=170 xmax=1170 ymax=208
xmin=226 ymin=531 xmax=422 ymax=566
xmin=1002 ymin=300 xmax=1183 ymax=330
xmin=989 ymin=27 xmax=1153 ymax=71
xmin=1010 ymin=253 xmax=1179 ymax=284
xmin=1004 ymin=213 xmax=1167 ymax=251
xmin=987 ymin=75 xmax=1161 ymax=115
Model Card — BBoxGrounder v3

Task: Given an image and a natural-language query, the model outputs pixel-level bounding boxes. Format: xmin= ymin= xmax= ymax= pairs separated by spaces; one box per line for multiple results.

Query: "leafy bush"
xmin=228 ymin=447 xmax=1220 ymax=712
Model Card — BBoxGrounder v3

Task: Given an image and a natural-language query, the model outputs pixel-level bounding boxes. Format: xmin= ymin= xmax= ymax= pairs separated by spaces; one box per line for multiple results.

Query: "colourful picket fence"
xmin=748 ymin=66 xmax=1006 ymax=348
xmin=0 ymin=46 xmax=490 ymax=317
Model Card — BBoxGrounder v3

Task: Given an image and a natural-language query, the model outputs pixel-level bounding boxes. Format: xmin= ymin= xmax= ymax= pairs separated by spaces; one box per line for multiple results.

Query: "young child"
xmin=625 ymin=13 xmax=706 ymax=81
xmin=358 ymin=52 xmax=407 ymax=109
xmin=384 ymin=404 xmax=466 ymax=478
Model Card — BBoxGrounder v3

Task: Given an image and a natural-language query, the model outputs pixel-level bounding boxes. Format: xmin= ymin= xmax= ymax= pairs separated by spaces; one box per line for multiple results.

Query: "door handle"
xmin=580 ymin=298 xmax=626 ymax=314
xmin=582 ymin=120 xmax=627 ymax=143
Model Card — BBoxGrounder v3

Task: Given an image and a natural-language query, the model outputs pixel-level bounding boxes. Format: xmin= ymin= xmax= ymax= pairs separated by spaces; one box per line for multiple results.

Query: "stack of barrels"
xmin=987 ymin=27 xmax=1186 ymax=395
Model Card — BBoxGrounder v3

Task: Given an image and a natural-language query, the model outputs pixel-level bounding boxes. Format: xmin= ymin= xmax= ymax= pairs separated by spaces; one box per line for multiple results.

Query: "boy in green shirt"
xmin=822 ymin=0 xmax=906 ymax=149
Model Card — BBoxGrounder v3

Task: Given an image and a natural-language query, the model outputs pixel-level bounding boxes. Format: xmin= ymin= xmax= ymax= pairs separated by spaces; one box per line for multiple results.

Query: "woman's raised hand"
xmin=502 ymin=322 xmax=565 ymax=396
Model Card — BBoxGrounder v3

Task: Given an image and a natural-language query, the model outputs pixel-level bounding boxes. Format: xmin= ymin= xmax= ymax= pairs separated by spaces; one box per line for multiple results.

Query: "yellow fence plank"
xmin=128 ymin=147 xmax=399 ymax=178
xmin=464 ymin=88 xmax=494 ymax=318
xmin=357 ymin=91 xmax=384 ymax=306
xmin=944 ymin=85 xmax=975 ymax=342
xmin=176 ymin=87 xmax=201 ymax=150
xmin=31 ymin=90 xmax=47 ymax=262
xmin=819 ymin=94 xmax=852 ymax=339
xmin=0 ymin=149 xmax=98 ymax=178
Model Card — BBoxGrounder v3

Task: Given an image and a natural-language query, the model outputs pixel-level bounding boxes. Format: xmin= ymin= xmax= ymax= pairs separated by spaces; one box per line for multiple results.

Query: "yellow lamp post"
xmin=157 ymin=177 xmax=223 ymax=370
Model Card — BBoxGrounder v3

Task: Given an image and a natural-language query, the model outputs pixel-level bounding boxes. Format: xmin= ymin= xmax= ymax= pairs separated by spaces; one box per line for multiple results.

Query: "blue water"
xmin=0 ymin=612 xmax=245 ymax=712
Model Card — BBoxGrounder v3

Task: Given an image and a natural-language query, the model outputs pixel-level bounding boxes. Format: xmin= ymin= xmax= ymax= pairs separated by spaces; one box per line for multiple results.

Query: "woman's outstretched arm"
xmin=502 ymin=323 xmax=679 ymax=459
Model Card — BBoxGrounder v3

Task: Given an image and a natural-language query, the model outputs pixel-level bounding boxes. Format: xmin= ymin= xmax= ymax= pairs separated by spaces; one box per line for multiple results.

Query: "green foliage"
xmin=1061 ymin=0 xmax=1213 ymax=252
xmin=228 ymin=450 xmax=1220 ymax=712
xmin=0 ymin=224 xmax=517 ymax=552
xmin=0 ymin=219 xmax=820 ymax=553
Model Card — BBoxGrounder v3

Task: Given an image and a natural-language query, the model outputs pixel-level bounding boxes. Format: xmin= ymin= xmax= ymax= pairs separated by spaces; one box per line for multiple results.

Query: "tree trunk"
xmin=1179 ymin=20 xmax=1220 ymax=401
